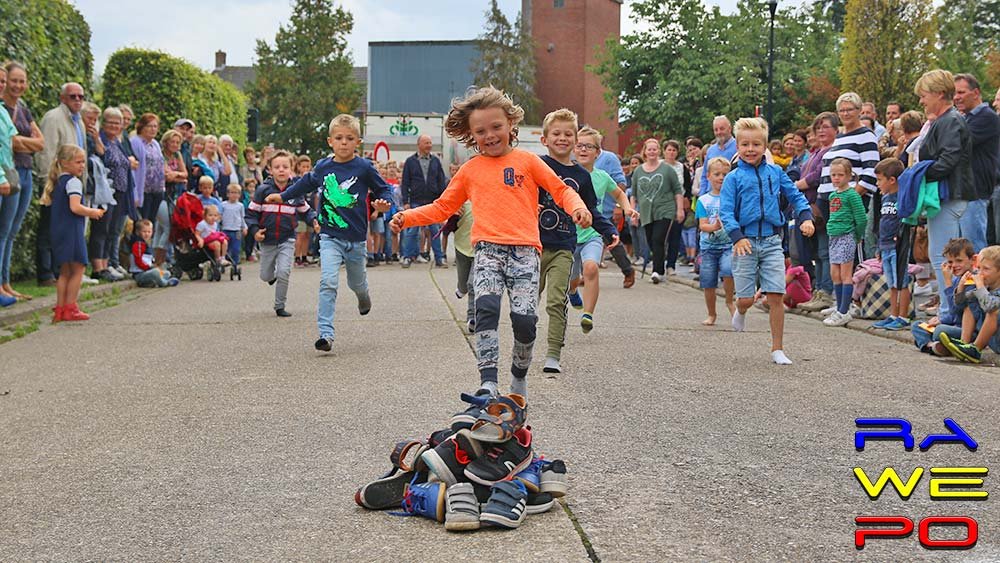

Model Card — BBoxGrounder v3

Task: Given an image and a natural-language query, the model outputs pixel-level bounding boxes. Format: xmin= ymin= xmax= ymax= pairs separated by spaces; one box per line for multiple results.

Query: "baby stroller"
xmin=169 ymin=192 xmax=227 ymax=281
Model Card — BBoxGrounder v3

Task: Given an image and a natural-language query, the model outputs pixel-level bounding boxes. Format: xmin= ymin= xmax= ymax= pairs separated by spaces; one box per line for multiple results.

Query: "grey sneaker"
xmin=358 ymin=292 xmax=372 ymax=315
xmin=542 ymin=356 xmax=562 ymax=373
xmin=401 ymin=258 xmax=412 ymax=268
xmin=314 ymin=337 xmax=334 ymax=352
xmin=445 ymin=483 xmax=481 ymax=532
xmin=480 ymin=479 xmax=528 ymax=529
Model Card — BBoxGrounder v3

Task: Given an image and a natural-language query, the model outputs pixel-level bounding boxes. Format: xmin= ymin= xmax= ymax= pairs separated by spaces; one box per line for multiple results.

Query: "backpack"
xmin=89 ymin=155 xmax=116 ymax=209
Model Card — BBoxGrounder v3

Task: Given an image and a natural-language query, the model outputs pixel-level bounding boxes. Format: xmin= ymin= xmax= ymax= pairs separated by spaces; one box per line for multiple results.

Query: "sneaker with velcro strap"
xmin=445 ymin=482 xmax=481 ymax=532
xmin=527 ymin=491 xmax=555 ymax=514
xmin=399 ymin=481 xmax=446 ymax=522
xmin=464 ymin=426 xmax=533 ymax=486
xmin=480 ymin=479 xmax=529 ymax=529
xmin=421 ymin=429 xmax=483 ymax=486
xmin=540 ymin=459 xmax=568 ymax=498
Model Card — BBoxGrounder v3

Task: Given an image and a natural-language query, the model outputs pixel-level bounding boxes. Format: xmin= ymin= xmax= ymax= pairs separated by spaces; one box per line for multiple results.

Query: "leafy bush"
xmin=102 ymin=48 xmax=248 ymax=147
xmin=0 ymin=0 xmax=92 ymax=281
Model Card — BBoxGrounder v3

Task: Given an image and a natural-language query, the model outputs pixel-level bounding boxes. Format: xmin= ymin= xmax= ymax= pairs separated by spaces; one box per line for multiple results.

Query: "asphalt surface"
xmin=2 ymin=257 xmax=999 ymax=562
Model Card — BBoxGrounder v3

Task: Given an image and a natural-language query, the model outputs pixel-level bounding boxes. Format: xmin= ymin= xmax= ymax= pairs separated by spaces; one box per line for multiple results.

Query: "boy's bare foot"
xmin=702 ymin=316 xmax=716 ymax=326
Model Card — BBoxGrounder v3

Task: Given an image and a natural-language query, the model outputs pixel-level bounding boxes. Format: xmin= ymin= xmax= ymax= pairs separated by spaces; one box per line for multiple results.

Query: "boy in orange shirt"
xmin=391 ymin=87 xmax=591 ymax=399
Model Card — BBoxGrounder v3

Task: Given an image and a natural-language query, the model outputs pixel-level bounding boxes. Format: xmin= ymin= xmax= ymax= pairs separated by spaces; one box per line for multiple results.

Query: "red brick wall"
xmin=526 ymin=0 xmax=620 ymax=150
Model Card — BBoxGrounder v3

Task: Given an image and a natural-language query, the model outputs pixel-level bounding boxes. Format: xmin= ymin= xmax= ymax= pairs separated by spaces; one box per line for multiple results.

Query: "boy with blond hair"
xmin=267 ymin=114 xmax=393 ymax=352
xmin=720 ymin=117 xmax=815 ymax=365
xmin=535 ymin=109 xmax=619 ymax=374
xmin=940 ymin=245 xmax=1000 ymax=363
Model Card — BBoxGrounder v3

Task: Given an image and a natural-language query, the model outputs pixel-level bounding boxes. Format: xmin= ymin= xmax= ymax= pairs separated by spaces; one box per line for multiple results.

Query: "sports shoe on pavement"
xmin=450 ymin=390 xmax=493 ymax=431
xmin=527 ymin=491 xmax=555 ymax=514
xmin=542 ymin=356 xmax=562 ymax=373
xmin=568 ymin=291 xmax=583 ymax=309
xmin=114 ymin=265 xmax=129 ymax=276
xmin=849 ymin=303 xmax=862 ymax=318
xmin=401 ymin=257 xmax=412 ymax=268
xmin=355 ymin=440 xmax=430 ymax=510
xmin=540 ymin=459 xmax=568 ymax=498
xmin=465 ymin=426 xmax=533 ymax=486
xmin=823 ymin=311 xmax=851 ymax=327
xmin=799 ymin=290 xmax=832 ymax=312
xmin=275 ymin=308 xmax=292 ymax=317
xmin=650 ymin=272 xmax=661 ymax=284
xmin=940 ymin=332 xmax=982 ymax=363
xmin=358 ymin=291 xmax=372 ymax=315
xmin=871 ymin=317 xmax=895 ymax=329
xmin=665 ymin=267 xmax=676 ymax=277
xmin=820 ymin=306 xmax=837 ymax=316
xmin=421 ymin=429 xmax=483 ymax=486
xmin=885 ymin=317 xmax=910 ymax=331
xmin=514 ymin=456 xmax=545 ymax=493
xmin=167 ymin=277 xmax=180 ymax=287
xmin=479 ymin=479 xmax=529 ymax=529
xmin=445 ymin=482 xmax=481 ymax=531
xmin=400 ymin=481 xmax=446 ymax=522
xmin=415 ymin=255 xmax=428 ymax=264
xmin=314 ymin=337 xmax=334 ymax=352
xmin=467 ymin=319 xmax=475 ymax=334
xmin=435 ymin=259 xmax=449 ymax=269
xmin=470 ymin=393 xmax=527 ymax=443
xmin=81 ymin=274 xmax=99 ymax=286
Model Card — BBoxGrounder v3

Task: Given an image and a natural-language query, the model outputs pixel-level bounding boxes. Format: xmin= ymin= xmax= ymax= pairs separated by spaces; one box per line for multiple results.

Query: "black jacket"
xmin=919 ymin=107 xmax=975 ymax=201
xmin=965 ymin=104 xmax=1000 ymax=201
xmin=401 ymin=153 xmax=447 ymax=205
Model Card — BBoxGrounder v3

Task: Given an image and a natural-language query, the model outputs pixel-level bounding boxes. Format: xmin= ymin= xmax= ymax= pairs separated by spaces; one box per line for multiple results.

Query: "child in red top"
xmin=391 ymin=86 xmax=591 ymax=399
xmin=784 ymin=257 xmax=812 ymax=308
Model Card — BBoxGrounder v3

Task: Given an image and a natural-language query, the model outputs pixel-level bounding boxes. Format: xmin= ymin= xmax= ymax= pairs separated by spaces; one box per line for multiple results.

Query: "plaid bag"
xmin=859 ymin=273 xmax=915 ymax=320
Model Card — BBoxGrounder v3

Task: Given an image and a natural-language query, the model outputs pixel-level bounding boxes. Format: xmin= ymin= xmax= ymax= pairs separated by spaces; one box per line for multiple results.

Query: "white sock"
xmin=732 ymin=310 xmax=746 ymax=332
xmin=771 ymin=350 xmax=793 ymax=365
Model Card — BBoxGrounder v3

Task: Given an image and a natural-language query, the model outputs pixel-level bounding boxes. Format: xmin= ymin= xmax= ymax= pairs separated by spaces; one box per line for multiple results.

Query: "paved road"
xmin=2 ymin=260 xmax=999 ymax=561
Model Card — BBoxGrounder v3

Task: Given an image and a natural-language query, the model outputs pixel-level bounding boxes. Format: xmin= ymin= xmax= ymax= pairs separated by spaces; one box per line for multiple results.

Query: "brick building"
xmin=523 ymin=0 xmax=621 ymax=150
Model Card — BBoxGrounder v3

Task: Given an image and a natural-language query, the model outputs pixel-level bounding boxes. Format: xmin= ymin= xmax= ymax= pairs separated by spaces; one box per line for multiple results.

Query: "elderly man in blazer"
xmin=400 ymin=134 xmax=448 ymax=268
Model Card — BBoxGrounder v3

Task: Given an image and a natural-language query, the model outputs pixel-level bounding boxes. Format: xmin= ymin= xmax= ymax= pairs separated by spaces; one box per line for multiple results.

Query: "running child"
xmin=912 ymin=238 xmax=977 ymax=355
xmin=390 ymin=86 xmax=591 ymax=398
xmin=266 ymin=115 xmax=392 ymax=350
xmin=569 ymin=125 xmax=638 ymax=330
xmin=41 ymin=145 xmax=105 ymax=322
xmin=196 ymin=205 xmax=230 ymax=266
xmin=822 ymin=158 xmax=867 ymax=327
xmin=535 ymin=111 xmax=619 ymax=374
xmin=940 ymin=245 xmax=1000 ymax=363
xmin=871 ymin=158 xmax=910 ymax=330
xmin=694 ymin=157 xmax=735 ymax=325
xmin=248 ymin=150 xmax=317 ymax=318
xmin=720 ymin=117 xmax=814 ymax=365
xmin=220 ymin=184 xmax=248 ymax=266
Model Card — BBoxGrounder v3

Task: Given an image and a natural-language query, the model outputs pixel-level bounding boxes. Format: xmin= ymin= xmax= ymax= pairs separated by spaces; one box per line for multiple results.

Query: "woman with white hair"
xmin=93 ymin=106 xmax=138 ymax=280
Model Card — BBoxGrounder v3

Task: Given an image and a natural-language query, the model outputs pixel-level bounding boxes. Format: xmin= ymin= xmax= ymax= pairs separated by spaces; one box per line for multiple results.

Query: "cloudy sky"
xmin=75 ymin=0 xmax=743 ymax=76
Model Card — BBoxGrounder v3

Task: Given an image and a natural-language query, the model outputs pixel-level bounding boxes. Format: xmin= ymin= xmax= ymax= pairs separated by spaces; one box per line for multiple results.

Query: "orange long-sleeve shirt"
xmin=400 ymin=149 xmax=587 ymax=252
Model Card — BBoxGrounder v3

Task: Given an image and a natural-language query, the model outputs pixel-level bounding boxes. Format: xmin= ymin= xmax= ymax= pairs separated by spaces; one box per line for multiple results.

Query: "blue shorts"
xmin=881 ymin=248 xmax=911 ymax=288
xmin=699 ymin=245 xmax=732 ymax=289
xmin=732 ymin=235 xmax=785 ymax=298
xmin=370 ymin=216 xmax=385 ymax=235
xmin=681 ymin=227 xmax=698 ymax=250
xmin=572 ymin=236 xmax=604 ymax=279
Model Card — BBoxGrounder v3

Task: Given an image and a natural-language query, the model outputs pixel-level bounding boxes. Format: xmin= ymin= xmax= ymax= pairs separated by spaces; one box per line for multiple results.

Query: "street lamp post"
xmin=766 ymin=0 xmax=778 ymax=127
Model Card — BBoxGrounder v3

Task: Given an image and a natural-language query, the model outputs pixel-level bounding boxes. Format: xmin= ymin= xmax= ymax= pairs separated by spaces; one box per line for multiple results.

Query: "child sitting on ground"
xmin=822 ymin=158 xmax=867 ymax=327
xmin=784 ymin=256 xmax=812 ymax=309
xmin=695 ymin=157 xmax=735 ymax=325
xmin=721 ymin=117 xmax=814 ymax=365
xmin=940 ymin=245 xmax=1000 ymax=363
xmin=196 ymin=205 xmax=230 ymax=266
xmin=129 ymin=219 xmax=179 ymax=287
xmin=871 ymin=158 xmax=911 ymax=331
xmin=221 ymin=184 xmax=248 ymax=266
xmin=912 ymin=238 xmax=977 ymax=356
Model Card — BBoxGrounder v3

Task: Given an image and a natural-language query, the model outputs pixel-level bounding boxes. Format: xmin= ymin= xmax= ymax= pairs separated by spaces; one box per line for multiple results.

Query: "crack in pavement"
xmin=429 ymin=268 xmax=602 ymax=562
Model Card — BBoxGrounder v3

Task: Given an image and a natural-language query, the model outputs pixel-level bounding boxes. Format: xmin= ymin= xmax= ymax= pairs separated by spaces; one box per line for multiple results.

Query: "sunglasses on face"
xmin=67 ymin=94 xmax=85 ymax=101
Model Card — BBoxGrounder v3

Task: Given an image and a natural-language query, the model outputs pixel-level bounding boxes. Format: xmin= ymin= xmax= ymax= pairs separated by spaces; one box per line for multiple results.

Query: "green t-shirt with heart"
xmin=631 ymin=162 xmax=681 ymax=226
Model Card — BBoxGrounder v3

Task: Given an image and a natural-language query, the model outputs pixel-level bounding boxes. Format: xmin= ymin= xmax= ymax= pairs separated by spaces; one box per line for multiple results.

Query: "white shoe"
xmin=665 ymin=267 xmax=676 ymax=276
xmin=820 ymin=306 xmax=836 ymax=316
xmin=415 ymin=255 xmax=428 ymax=264
xmin=114 ymin=265 xmax=129 ymax=276
xmin=81 ymin=274 xmax=99 ymax=285
xmin=849 ymin=303 xmax=862 ymax=318
xmin=913 ymin=283 xmax=932 ymax=296
xmin=823 ymin=311 xmax=852 ymax=326
xmin=650 ymin=272 xmax=661 ymax=284
xmin=542 ymin=356 xmax=562 ymax=373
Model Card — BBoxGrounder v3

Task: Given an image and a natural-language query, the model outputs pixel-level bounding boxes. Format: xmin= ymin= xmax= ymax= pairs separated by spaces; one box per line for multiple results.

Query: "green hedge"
xmin=0 ymin=0 xmax=92 ymax=281
xmin=102 ymin=48 xmax=248 ymax=148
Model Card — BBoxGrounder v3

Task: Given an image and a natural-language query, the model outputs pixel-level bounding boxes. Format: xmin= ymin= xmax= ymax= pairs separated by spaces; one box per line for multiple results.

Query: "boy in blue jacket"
xmin=266 ymin=115 xmax=392 ymax=352
xmin=720 ymin=117 xmax=815 ymax=365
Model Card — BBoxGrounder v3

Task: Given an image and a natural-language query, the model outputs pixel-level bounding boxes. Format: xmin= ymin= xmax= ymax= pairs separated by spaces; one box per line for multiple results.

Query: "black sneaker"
xmin=355 ymin=440 xmax=430 ymax=510
xmin=421 ymin=429 xmax=483 ymax=486
xmin=480 ymin=479 xmax=528 ymax=529
xmin=314 ymin=337 xmax=334 ymax=352
xmin=358 ymin=292 xmax=371 ymax=316
xmin=464 ymin=426 xmax=533 ymax=486
xmin=527 ymin=491 xmax=555 ymax=514
xmin=275 ymin=308 xmax=292 ymax=317
xmin=450 ymin=390 xmax=493 ymax=431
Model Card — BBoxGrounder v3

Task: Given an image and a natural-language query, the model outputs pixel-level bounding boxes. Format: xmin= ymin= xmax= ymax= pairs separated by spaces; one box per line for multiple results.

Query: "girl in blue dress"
xmin=40 ymin=145 xmax=105 ymax=322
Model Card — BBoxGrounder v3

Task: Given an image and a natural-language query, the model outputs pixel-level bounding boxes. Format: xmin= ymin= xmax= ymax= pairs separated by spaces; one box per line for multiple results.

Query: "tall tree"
xmin=936 ymin=0 xmax=1000 ymax=93
xmin=248 ymin=0 xmax=361 ymax=159
xmin=839 ymin=0 xmax=936 ymax=113
xmin=472 ymin=0 xmax=541 ymax=123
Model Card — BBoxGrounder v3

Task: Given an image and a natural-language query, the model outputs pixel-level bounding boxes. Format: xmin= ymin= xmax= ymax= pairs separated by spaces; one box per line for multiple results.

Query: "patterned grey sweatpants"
xmin=472 ymin=242 xmax=540 ymax=384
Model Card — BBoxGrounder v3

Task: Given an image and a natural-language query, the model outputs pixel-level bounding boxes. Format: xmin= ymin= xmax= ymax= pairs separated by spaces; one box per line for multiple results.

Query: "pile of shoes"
xmin=355 ymin=392 xmax=568 ymax=531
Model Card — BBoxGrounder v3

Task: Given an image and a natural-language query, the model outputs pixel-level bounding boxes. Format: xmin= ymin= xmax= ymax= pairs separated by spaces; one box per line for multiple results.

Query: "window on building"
xmin=554 ymin=0 xmax=564 ymax=7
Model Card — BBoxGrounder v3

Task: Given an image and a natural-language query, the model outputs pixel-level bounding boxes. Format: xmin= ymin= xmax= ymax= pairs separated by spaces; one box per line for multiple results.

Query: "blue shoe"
xmin=167 ymin=277 xmax=180 ymax=287
xmin=568 ymin=291 xmax=583 ymax=310
xmin=480 ymin=479 xmax=529 ymax=529
xmin=399 ymin=481 xmax=446 ymax=522
xmin=0 ymin=293 xmax=16 ymax=307
xmin=515 ymin=456 xmax=545 ymax=493
xmin=885 ymin=317 xmax=910 ymax=331
xmin=871 ymin=317 xmax=895 ymax=329
xmin=450 ymin=390 xmax=493 ymax=431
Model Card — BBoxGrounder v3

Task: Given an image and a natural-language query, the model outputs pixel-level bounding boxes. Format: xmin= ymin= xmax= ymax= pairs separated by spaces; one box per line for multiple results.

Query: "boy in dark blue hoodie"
xmin=720 ymin=117 xmax=814 ymax=365
xmin=267 ymin=114 xmax=392 ymax=352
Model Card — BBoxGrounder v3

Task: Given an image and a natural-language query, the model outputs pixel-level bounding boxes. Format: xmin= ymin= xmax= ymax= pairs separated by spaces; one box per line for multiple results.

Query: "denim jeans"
xmin=928 ymin=199 xmax=969 ymax=321
xmin=224 ymin=230 xmax=242 ymax=265
xmin=960 ymin=199 xmax=988 ymax=252
xmin=133 ymin=267 xmax=170 ymax=287
xmin=0 ymin=168 xmax=32 ymax=284
xmin=318 ymin=235 xmax=368 ymax=339
xmin=991 ymin=187 xmax=1000 ymax=245
xmin=106 ymin=189 xmax=131 ymax=268
xmin=402 ymin=222 xmax=443 ymax=261
xmin=732 ymin=234 xmax=785 ymax=298
xmin=911 ymin=322 xmax=962 ymax=351
xmin=699 ymin=245 xmax=732 ymax=289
